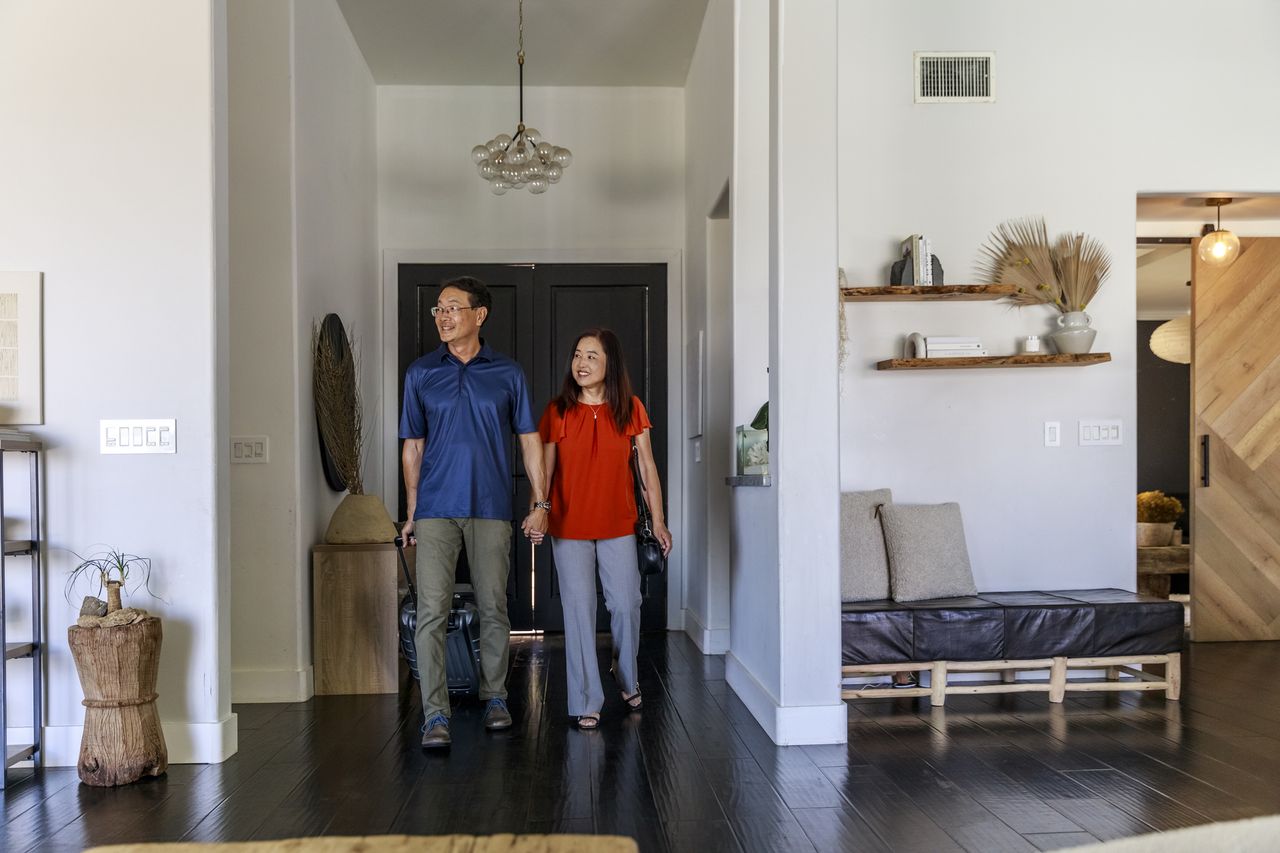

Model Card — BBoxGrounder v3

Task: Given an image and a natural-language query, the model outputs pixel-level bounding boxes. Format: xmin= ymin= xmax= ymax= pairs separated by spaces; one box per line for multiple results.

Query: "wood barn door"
xmin=1191 ymin=237 xmax=1280 ymax=640
xmin=397 ymin=263 xmax=668 ymax=633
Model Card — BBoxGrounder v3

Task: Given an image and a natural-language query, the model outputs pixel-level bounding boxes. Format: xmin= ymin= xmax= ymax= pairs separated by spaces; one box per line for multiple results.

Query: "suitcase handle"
xmin=393 ymin=535 xmax=417 ymax=598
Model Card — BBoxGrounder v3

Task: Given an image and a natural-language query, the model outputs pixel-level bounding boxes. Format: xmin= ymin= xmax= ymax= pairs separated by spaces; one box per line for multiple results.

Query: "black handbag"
xmin=631 ymin=439 xmax=666 ymax=576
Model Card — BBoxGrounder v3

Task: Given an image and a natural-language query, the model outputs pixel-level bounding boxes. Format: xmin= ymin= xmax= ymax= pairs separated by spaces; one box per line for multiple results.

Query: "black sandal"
xmin=621 ymin=690 xmax=643 ymax=711
xmin=574 ymin=713 xmax=601 ymax=730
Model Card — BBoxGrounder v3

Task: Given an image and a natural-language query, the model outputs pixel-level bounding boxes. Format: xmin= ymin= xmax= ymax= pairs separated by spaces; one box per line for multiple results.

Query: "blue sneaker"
xmin=421 ymin=712 xmax=450 ymax=748
xmin=482 ymin=697 xmax=513 ymax=730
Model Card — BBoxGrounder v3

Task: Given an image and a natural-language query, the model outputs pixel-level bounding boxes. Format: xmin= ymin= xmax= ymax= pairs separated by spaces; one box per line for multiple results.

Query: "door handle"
xmin=1200 ymin=434 xmax=1211 ymax=487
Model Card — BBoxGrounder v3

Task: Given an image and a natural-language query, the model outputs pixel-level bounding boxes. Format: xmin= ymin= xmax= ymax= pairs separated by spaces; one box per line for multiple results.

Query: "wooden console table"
xmin=312 ymin=543 xmax=400 ymax=694
xmin=1137 ymin=544 xmax=1190 ymax=599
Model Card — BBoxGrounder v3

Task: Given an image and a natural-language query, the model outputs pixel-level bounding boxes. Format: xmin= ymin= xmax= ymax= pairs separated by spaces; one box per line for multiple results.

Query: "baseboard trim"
xmin=12 ymin=714 xmax=240 ymax=767
xmin=725 ymin=652 xmax=847 ymax=746
xmin=684 ymin=608 xmax=730 ymax=655
xmin=232 ymin=665 xmax=314 ymax=703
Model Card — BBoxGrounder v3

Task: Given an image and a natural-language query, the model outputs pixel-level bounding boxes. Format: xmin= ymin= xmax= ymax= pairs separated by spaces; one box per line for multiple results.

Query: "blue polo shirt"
xmin=399 ymin=343 xmax=537 ymax=521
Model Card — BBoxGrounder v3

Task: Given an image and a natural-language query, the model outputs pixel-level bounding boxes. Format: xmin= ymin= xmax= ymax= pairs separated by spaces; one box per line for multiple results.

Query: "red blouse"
xmin=538 ymin=397 xmax=652 ymax=540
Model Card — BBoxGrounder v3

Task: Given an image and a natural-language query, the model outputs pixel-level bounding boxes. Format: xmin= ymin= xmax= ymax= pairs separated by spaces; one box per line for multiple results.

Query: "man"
xmin=400 ymin=276 xmax=548 ymax=749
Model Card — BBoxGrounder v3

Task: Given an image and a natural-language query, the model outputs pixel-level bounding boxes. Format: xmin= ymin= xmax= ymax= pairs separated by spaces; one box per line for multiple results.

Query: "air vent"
xmin=914 ymin=52 xmax=994 ymax=103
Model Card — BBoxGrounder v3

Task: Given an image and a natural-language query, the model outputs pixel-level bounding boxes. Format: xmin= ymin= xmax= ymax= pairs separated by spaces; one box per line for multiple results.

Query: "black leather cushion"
xmin=841 ymin=605 xmax=912 ymax=664
xmin=841 ymin=588 xmax=1184 ymax=665
xmin=1052 ymin=589 xmax=1185 ymax=656
xmin=980 ymin=591 xmax=1096 ymax=658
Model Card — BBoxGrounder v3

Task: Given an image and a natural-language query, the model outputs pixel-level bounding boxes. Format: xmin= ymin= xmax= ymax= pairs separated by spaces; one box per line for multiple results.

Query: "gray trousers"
xmin=551 ymin=535 xmax=642 ymax=717
xmin=414 ymin=517 xmax=513 ymax=719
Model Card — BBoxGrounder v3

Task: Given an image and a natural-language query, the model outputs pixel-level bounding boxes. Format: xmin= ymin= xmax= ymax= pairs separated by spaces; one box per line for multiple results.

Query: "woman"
xmin=538 ymin=328 xmax=673 ymax=730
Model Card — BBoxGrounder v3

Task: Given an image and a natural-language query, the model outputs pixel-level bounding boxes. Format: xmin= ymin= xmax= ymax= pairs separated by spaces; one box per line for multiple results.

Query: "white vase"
xmin=1049 ymin=311 xmax=1097 ymax=354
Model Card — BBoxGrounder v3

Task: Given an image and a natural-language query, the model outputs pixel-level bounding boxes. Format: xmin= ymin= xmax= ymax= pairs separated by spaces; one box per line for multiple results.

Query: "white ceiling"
xmin=334 ymin=0 xmax=711 ymax=86
xmin=1137 ymin=194 xmax=1280 ymax=221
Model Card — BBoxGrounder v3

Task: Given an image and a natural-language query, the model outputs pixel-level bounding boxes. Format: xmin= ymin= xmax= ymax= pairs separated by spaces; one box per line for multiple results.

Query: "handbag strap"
xmin=631 ymin=438 xmax=653 ymax=533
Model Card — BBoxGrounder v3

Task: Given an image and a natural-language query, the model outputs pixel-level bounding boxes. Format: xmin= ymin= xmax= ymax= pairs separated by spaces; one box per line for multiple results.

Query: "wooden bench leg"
xmin=1166 ymin=652 xmax=1181 ymax=700
xmin=931 ymin=661 xmax=948 ymax=706
xmin=1001 ymin=669 xmax=1016 ymax=684
xmin=1049 ymin=657 xmax=1067 ymax=703
xmin=1105 ymin=666 xmax=1119 ymax=681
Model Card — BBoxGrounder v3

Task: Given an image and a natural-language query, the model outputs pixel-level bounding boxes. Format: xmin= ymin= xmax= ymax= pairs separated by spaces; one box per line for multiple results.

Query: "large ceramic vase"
xmin=324 ymin=492 xmax=397 ymax=544
xmin=1049 ymin=311 xmax=1097 ymax=354
xmin=68 ymin=609 xmax=168 ymax=786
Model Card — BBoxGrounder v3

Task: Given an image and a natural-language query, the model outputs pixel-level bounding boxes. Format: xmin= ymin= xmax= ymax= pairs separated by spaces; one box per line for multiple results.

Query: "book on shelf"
xmin=898 ymin=234 xmax=934 ymax=286
xmin=925 ymin=349 xmax=989 ymax=358
xmin=924 ymin=336 xmax=982 ymax=346
xmin=0 ymin=429 xmax=35 ymax=442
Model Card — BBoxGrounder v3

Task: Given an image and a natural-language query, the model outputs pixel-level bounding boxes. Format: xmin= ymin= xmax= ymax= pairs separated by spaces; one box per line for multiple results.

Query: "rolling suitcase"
xmin=395 ymin=535 xmax=482 ymax=695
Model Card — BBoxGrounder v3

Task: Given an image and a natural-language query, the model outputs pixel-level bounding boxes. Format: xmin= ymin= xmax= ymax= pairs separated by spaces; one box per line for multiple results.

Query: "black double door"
xmin=397 ymin=263 xmax=668 ymax=632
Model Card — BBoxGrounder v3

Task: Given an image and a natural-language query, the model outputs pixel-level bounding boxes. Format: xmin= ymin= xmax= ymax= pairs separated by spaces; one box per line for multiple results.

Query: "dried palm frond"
xmin=313 ymin=322 xmax=364 ymax=495
xmin=1054 ymin=231 xmax=1112 ymax=313
xmin=975 ymin=216 xmax=1111 ymax=314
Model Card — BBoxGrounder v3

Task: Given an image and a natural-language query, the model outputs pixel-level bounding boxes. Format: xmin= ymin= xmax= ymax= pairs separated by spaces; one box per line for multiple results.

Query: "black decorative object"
xmin=890 ymin=254 xmax=945 ymax=285
xmin=316 ymin=313 xmax=350 ymax=492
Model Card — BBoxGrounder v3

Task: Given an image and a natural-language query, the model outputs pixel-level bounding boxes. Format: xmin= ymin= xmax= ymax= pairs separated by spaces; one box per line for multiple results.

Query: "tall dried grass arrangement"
xmin=313 ymin=322 xmax=364 ymax=495
xmin=976 ymin=216 xmax=1112 ymax=313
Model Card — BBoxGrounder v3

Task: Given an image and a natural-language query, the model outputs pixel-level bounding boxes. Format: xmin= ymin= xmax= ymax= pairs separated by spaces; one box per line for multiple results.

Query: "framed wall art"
xmin=0 ymin=272 xmax=44 ymax=425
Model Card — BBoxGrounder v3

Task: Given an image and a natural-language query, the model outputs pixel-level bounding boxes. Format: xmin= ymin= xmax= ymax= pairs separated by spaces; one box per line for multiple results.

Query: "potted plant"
xmin=65 ymin=548 xmax=167 ymax=786
xmin=976 ymin=216 xmax=1113 ymax=354
xmin=1137 ymin=491 xmax=1183 ymax=547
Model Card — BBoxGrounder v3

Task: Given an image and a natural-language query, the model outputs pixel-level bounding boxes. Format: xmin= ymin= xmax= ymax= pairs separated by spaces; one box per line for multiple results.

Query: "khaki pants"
xmin=413 ymin=517 xmax=513 ymax=719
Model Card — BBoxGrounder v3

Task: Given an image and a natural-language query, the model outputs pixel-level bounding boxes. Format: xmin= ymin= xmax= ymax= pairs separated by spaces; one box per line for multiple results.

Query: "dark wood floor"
xmin=5 ymin=633 xmax=1280 ymax=852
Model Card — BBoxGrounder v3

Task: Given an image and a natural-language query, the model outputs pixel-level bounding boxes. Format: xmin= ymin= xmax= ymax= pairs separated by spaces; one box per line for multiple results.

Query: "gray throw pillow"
xmin=839 ymin=489 xmax=893 ymax=601
xmin=880 ymin=502 xmax=978 ymax=602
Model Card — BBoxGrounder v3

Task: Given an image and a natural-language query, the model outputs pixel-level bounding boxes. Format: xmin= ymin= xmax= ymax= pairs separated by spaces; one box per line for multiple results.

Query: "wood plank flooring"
xmin=4 ymin=633 xmax=1280 ymax=851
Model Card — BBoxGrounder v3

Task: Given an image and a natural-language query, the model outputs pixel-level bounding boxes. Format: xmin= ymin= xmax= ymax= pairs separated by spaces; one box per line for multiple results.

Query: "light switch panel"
xmin=232 ymin=435 xmax=270 ymax=464
xmin=1044 ymin=421 xmax=1061 ymax=447
xmin=1079 ymin=419 xmax=1123 ymax=446
xmin=100 ymin=419 xmax=176 ymax=454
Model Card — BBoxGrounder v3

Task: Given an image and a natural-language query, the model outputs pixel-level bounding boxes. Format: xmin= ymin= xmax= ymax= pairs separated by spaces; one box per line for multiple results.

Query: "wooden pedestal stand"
xmin=67 ymin=611 xmax=168 ymax=786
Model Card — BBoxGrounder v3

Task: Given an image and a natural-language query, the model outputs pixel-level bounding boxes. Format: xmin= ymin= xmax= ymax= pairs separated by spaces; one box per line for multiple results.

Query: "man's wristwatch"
xmin=532 ymin=500 xmax=551 ymax=511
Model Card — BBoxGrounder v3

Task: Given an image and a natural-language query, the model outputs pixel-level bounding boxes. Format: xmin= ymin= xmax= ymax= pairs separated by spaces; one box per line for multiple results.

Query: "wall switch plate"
xmin=1079 ymin=419 xmax=1123 ymax=446
xmin=100 ymin=419 xmax=176 ymax=454
xmin=1044 ymin=421 xmax=1061 ymax=447
xmin=232 ymin=435 xmax=269 ymax=464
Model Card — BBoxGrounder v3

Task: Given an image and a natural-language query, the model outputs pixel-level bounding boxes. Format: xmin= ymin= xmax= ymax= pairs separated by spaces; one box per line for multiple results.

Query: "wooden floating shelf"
xmin=841 ymin=285 xmax=1016 ymax=302
xmin=877 ymin=353 xmax=1112 ymax=371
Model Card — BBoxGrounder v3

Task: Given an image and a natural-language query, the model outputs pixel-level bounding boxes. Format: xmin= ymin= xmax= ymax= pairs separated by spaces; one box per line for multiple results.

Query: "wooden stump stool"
xmin=68 ymin=616 xmax=168 ymax=786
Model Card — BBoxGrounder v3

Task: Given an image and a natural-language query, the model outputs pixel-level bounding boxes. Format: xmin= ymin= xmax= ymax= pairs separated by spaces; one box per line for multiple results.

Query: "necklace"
xmin=582 ymin=400 xmax=605 ymax=420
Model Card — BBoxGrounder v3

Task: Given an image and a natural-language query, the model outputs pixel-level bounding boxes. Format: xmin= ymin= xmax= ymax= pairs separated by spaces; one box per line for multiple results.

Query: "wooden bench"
xmin=840 ymin=589 xmax=1183 ymax=706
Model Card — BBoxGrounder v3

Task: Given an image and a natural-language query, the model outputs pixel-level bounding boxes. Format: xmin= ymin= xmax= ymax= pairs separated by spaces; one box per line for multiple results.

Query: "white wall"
xmin=293 ymin=0 xmax=382 ymax=624
xmin=0 ymin=0 xmax=235 ymax=762
xmin=682 ymin=0 xmax=734 ymax=654
xmin=378 ymin=86 xmax=684 ymax=252
xmin=838 ymin=0 xmax=1280 ymax=593
xmin=227 ymin=0 xmax=379 ymax=703
xmin=725 ymin=0 xmax=845 ymax=746
xmin=227 ymin=0 xmax=306 ymax=702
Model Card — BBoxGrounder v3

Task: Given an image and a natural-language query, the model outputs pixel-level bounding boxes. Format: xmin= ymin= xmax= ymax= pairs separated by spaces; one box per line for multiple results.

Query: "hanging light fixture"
xmin=470 ymin=0 xmax=572 ymax=195
xmin=1150 ymin=314 xmax=1191 ymax=364
xmin=1197 ymin=197 xmax=1240 ymax=267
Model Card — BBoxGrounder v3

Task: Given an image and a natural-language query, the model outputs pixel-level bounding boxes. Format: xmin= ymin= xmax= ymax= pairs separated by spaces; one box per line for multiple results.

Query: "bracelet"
xmin=532 ymin=500 xmax=551 ymax=511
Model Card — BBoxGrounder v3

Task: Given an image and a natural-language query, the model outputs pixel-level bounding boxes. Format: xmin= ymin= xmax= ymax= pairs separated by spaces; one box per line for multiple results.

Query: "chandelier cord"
xmin=517 ymin=0 xmax=525 ymax=130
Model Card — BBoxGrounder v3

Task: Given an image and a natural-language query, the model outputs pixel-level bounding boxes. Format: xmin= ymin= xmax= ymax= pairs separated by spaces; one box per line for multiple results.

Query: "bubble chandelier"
xmin=470 ymin=0 xmax=572 ymax=195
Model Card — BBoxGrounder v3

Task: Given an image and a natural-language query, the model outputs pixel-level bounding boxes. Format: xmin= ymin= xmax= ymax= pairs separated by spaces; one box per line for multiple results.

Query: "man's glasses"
xmin=430 ymin=305 xmax=479 ymax=318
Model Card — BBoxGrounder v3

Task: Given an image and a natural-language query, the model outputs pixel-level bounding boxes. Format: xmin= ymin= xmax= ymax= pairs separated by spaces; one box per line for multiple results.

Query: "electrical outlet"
xmin=1044 ymin=421 xmax=1061 ymax=447
xmin=100 ymin=419 xmax=176 ymax=454
xmin=1079 ymin=419 xmax=1123 ymax=446
xmin=232 ymin=435 xmax=269 ymax=464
